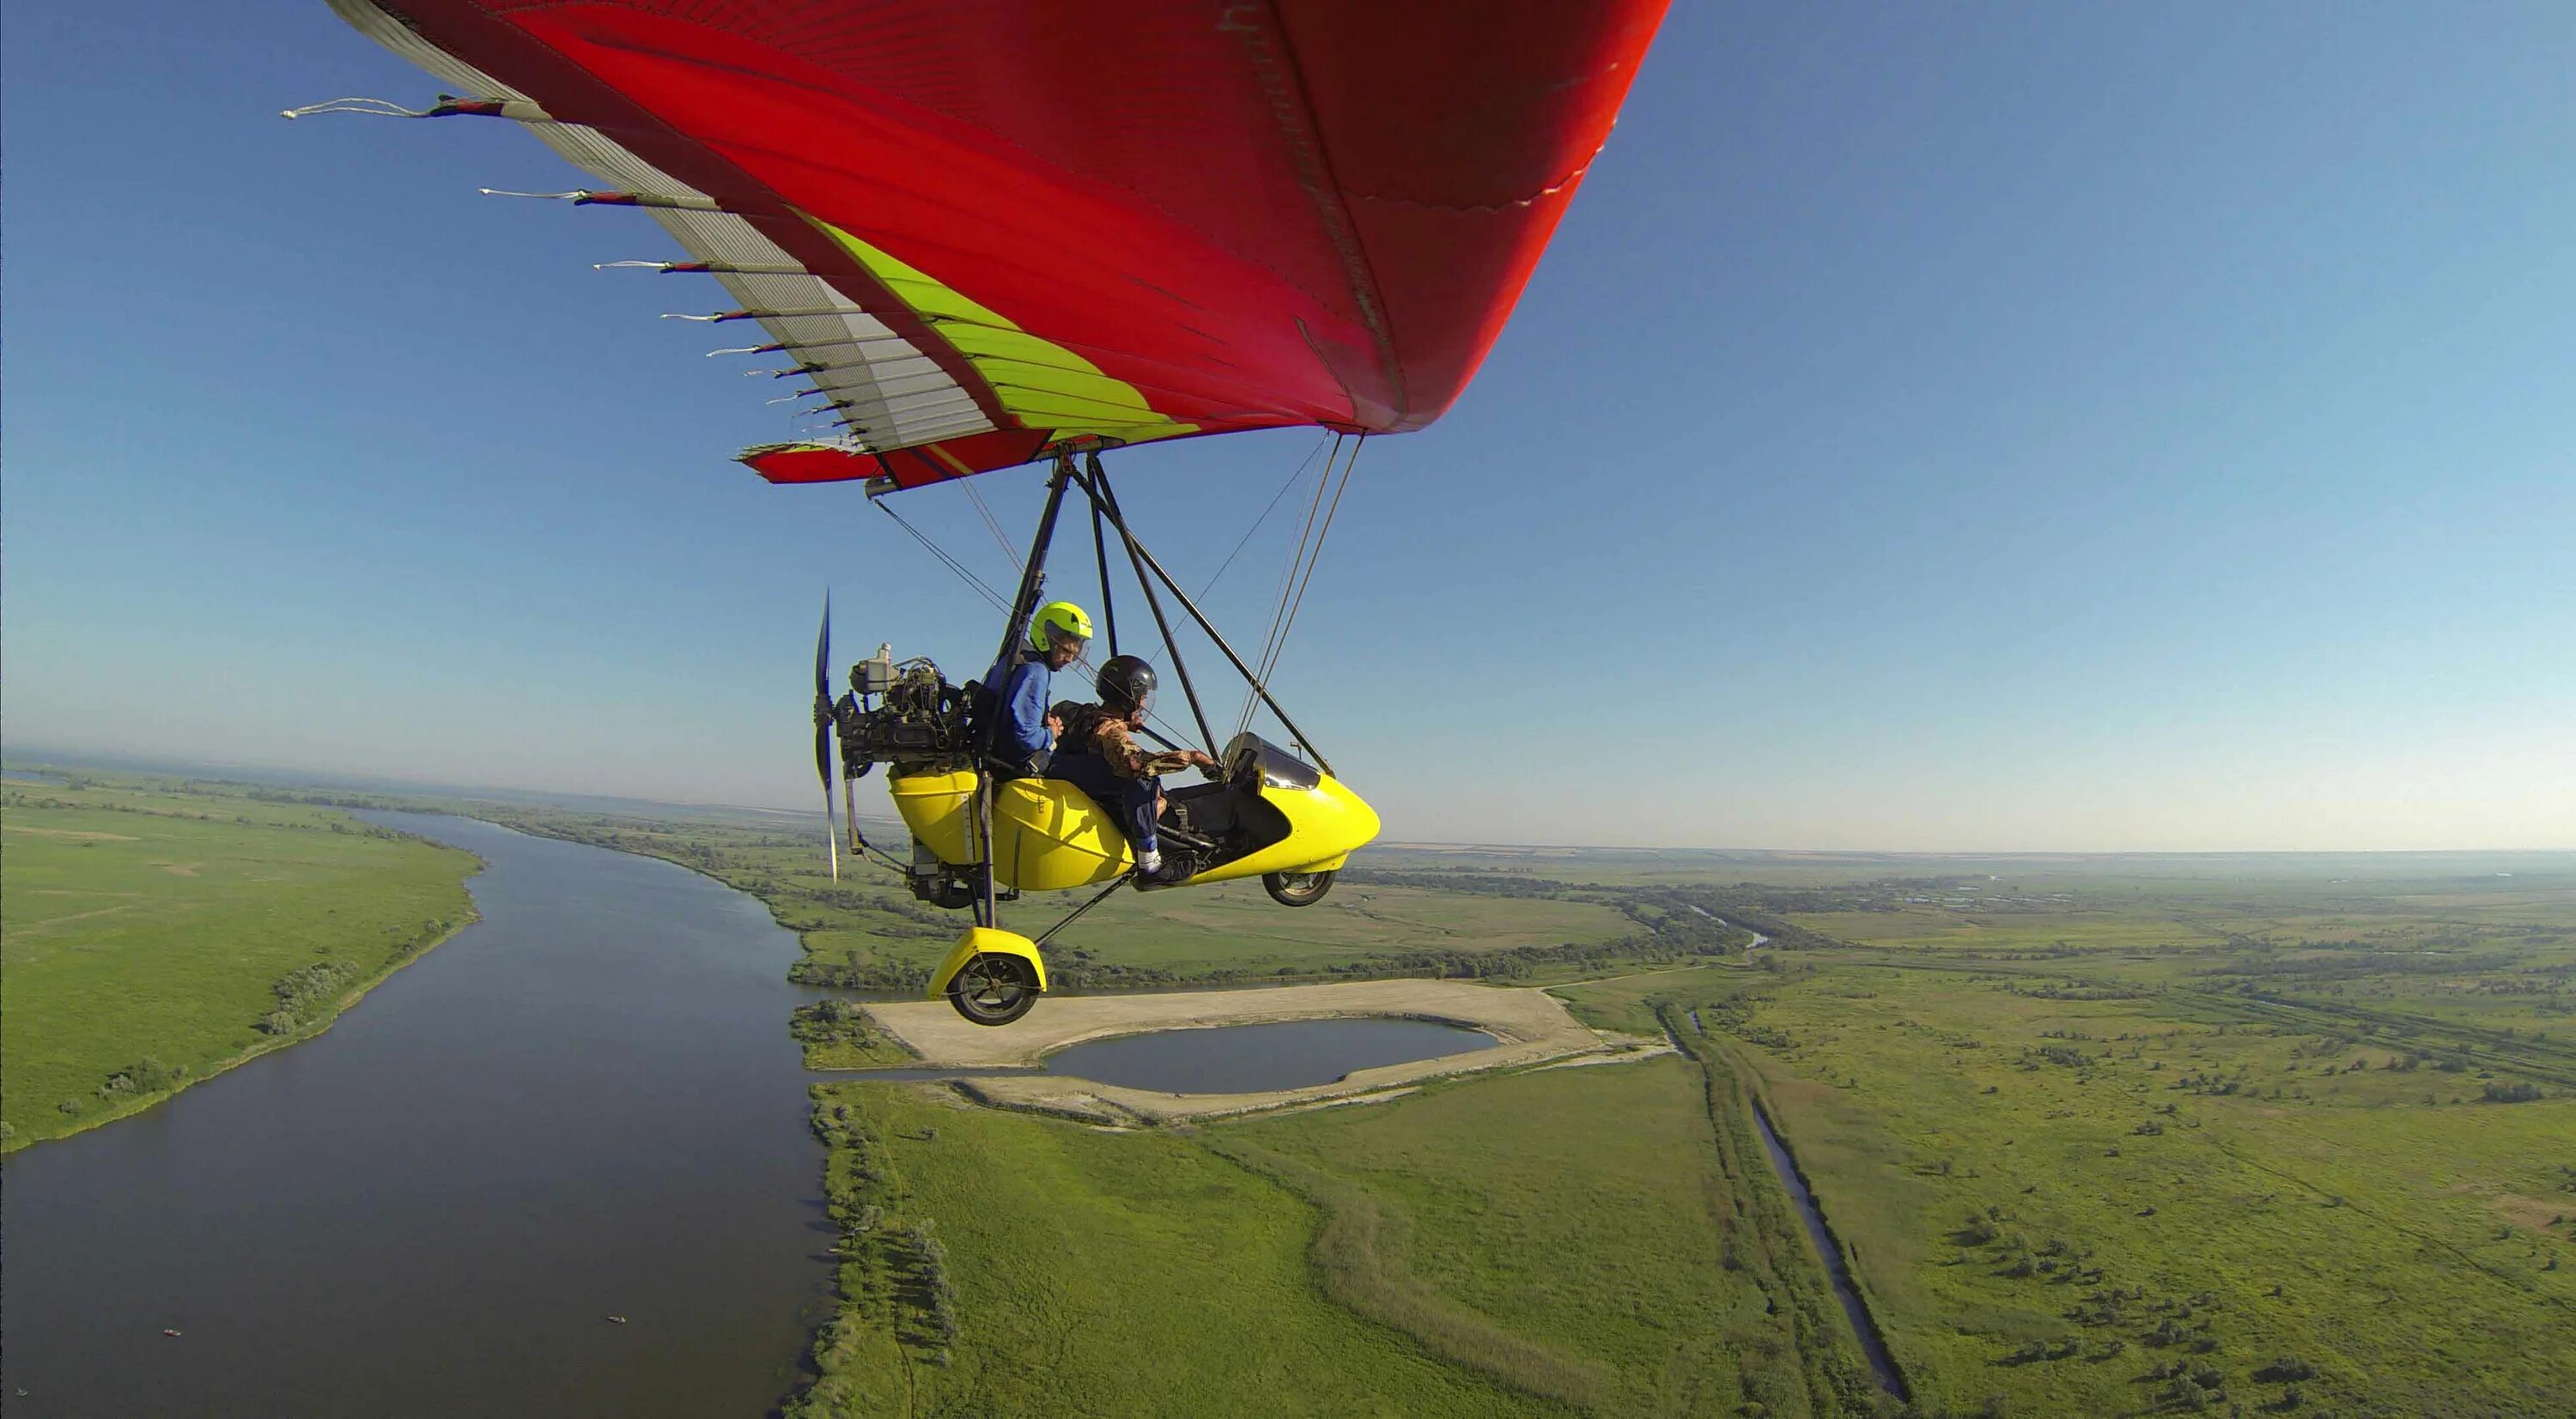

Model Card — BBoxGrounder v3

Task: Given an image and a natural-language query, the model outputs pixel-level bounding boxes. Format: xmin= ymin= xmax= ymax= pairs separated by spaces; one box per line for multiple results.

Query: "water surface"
xmin=1042 ymin=1016 xmax=1495 ymax=1094
xmin=1749 ymin=1103 xmax=1906 ymax=1397
xmin=0 ymin=813 xmax=829 ymax=1417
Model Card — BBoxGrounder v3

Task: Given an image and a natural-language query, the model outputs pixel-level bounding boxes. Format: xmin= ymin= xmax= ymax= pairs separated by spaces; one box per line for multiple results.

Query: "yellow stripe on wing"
xmin=803 ymin=215 xmax=1198 ymax=449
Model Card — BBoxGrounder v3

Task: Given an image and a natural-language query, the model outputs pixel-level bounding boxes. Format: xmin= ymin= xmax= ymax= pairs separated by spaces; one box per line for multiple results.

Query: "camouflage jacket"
xmin=1052 ymin=701 xmax=1197 ymax=779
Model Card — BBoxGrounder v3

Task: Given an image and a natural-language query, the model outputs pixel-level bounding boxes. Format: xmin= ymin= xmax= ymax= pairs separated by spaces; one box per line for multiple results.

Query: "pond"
xmin=859 ymin=1016 xmax=1500 ymax=1095
xmin=1043 ymin=1016 xmax=1497 ymax=1094
xmin=0 ymin=813 xmax=830 ymax=1417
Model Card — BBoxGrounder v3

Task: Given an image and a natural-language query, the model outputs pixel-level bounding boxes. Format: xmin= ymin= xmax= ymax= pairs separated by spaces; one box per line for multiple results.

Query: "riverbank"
xmin=2 ymin=812 xmax=829 ymax=1416
xmin=1 ymin=777 xmax=483 ymax=1151
xmin=860 ymin=978 xmax=1653 ymax=1125
xmin=12 ymin=893 xmax=483 ymax=1155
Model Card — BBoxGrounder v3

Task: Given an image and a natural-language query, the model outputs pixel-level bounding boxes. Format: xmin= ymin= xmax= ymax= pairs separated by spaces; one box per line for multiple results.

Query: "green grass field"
xmin=29 ymin=775 xmax=2557 ymax=1414
xmin=424 ymin=803 xmax=2573 ymax=1414
xmin=1552 ymin=854 xmax=2576 ymax=1418
xmin=1715 ymin=977 xmax=2576 ymax=1416
xmin=794 ymin=1080 xmax=1560 ymax=1418
xmin=1227 ymin=1056 xmax=1880 ymax=1416
xmin=451 ymin=803 xmax=2573 ymax=1414
xmin=796 ymin=1052 xmax=1893 ymax=1419
xmin=2 ymin=774 xmax=479 ymax=1149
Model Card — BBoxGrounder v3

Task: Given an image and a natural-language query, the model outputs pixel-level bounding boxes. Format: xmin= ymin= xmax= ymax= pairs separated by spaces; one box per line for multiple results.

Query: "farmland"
xmin=794 ymin=1048 xmax=1886 ymax=1419
xmin=13 ymin=767 xmax=2566 ymax=1414
xmin=793 ymin=1078 xmax=1554 ymax=1417
xmin=1554 ymin=854 xmax=2576 ymax=1416
xmin=1 ymin=773 xmax=480 ymax=1149
xmin=780 ymin=845 xmax=2573 ymax=1416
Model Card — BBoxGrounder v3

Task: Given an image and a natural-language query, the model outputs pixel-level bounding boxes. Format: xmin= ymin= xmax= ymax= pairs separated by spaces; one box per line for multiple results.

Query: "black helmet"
xmin=1096 ymin=655 xmax=1157 ymax=713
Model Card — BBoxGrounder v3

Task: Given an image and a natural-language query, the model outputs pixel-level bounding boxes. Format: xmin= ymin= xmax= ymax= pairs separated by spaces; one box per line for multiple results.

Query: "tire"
xmin=1262 ymin=870 xmax=1336 ymax=907
xmin=945 ymin=951 xmax=1042 ymax=1027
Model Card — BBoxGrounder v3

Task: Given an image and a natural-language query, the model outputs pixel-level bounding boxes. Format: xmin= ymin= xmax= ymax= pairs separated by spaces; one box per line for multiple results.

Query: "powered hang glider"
xmin=304 ymin=0 xmax=1670 ymax=1025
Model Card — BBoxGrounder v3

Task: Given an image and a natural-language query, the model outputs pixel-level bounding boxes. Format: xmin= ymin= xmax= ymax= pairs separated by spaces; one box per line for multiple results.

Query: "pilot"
xmin=1048 ymin=655 xmax=1215 ymax=885
xmin=981 ymin=601 xmax=1091 ymax=777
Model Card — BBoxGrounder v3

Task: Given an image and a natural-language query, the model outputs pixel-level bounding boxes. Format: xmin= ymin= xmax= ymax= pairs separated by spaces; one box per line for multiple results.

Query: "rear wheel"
xmin=946 ymin=952 xmax=1041 ymax=1026
xmin=1262 ymin=870 xmax=1336 ymax=907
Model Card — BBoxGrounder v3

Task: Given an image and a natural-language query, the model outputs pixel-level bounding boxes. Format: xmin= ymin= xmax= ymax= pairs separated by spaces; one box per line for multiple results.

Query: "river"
xmin=1676 ymin=903 xmax=1900 ymax=1394
xmin=1686 ymin=903 xmax=1771 ymax=959
xmin=1747 ymin=1104 xmax=1906 ymax=1398
xmin=0 ymin=813 xmax=830 ymax=1417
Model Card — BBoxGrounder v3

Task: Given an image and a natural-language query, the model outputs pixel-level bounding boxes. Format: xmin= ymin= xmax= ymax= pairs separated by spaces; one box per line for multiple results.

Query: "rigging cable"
xmin=957 ymin=478 xmax=1021 ymax=573
xmin=872 ymin=495 xmax=1198 ymax=746
xmin=1197 ymin=431 xmax=1334 ymax=600
xmin=1237 ymin=434 xmax=1340 ymax=731
xmin=1066 ymin=648 xmax=1199 ymax=749
xmin=1240 ymin=434 xmax=1364 ymax=737
xmin=1265 ymin=434 xmax=1364 ymax=686
xmin=872 ymin=499 xmax=1012 ymax=616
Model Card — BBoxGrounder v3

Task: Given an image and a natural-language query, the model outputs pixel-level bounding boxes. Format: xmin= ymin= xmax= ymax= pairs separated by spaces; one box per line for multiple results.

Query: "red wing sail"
xmin=332 ymin=0 xmax=1669 ymax=489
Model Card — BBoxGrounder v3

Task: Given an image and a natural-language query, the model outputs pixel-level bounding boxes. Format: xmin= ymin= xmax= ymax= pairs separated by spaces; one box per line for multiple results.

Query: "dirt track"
xmin=860 ymin=979 xmax=1649 ymax=1125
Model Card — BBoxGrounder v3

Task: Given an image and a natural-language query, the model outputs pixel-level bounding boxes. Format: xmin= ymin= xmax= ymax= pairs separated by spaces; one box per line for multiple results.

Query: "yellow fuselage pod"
xmin=888 ymin=770 xmax=1131 ymax=890
xmin=886 ymin=767 xmax=1380 ymax=890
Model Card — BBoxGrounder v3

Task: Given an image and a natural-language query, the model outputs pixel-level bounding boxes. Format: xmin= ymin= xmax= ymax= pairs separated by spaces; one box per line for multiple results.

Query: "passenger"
xmin=981 ymin=601 xmax=1090 ymax=777
xmin=1047 ymin=655 xmax=1216 ymax=886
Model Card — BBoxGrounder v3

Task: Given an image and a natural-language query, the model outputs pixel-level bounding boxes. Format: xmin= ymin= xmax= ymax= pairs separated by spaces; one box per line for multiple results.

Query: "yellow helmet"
xmin=1029 ymin=600 xmax=1093 ymax=652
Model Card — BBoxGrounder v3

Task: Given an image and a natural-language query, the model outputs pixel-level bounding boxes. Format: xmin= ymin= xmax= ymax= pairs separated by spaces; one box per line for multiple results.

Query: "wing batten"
xmin=325 ymin=0 xmax=1670 ymax=484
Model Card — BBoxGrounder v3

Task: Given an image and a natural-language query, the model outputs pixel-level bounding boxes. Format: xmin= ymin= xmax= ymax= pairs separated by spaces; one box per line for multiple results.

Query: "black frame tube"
xmin=1080 ymin=454 xmax=1218 ymax=757
xmin=973 ymin=454 xmax=1078 ymax=927
xmin=1090 ymin=497 xmax=1120 ymax=658
xmin=989 ymin=453 xmax=1078 ymax=687
xmin=1032 ymin=873 xmax=1133 ymax=949
xmin=1078 ymin=456 xmax=1335 ymax=776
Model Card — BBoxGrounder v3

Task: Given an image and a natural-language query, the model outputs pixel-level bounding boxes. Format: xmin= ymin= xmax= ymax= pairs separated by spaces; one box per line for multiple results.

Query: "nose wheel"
xmin=1262 ymin=870 xmax=1336 ymax=907
xmin=946 ymin=951 xmax=1042 ymax=1026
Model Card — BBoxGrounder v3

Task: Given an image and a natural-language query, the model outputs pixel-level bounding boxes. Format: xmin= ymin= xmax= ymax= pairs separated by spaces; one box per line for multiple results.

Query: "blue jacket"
xmin=984 ymin=650 xmax=1053 ymax=762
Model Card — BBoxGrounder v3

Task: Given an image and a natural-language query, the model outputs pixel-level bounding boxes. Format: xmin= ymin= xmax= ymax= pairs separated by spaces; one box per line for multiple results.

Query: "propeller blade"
xmin=815 ymin=592 xmax=832 ymax=698
xmin=813 ymin=593 xmax=834 ymax=790
xmin=815 ymin=591 xmax=839 ymax=881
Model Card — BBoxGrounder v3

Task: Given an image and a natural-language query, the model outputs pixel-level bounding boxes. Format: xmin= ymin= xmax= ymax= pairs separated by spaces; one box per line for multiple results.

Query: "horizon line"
xmin=8 ymin=749 xmax=2569 ymax=859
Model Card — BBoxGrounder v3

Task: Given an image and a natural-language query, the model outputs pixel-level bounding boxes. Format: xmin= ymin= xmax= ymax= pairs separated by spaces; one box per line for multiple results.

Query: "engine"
xmin=829 ymin=646 xmax=973 ymax=776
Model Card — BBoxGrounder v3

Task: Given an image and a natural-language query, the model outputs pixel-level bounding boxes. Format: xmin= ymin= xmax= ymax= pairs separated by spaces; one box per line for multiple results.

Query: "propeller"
xmin=814 ymin=591 xmax=839 ymax=882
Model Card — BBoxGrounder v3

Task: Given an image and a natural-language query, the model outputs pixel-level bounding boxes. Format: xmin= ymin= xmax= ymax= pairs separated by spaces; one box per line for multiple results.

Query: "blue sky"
xmin=5 ymin=2 xmax=2570 ymax=850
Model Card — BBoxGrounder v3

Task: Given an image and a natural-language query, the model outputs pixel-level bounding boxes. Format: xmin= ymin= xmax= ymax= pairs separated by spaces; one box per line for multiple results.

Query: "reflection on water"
xmin=1042 ymin=1017 xmax=1496 ymax=1094
xmin=0 ymin=813 xmax=830 ymax=1418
